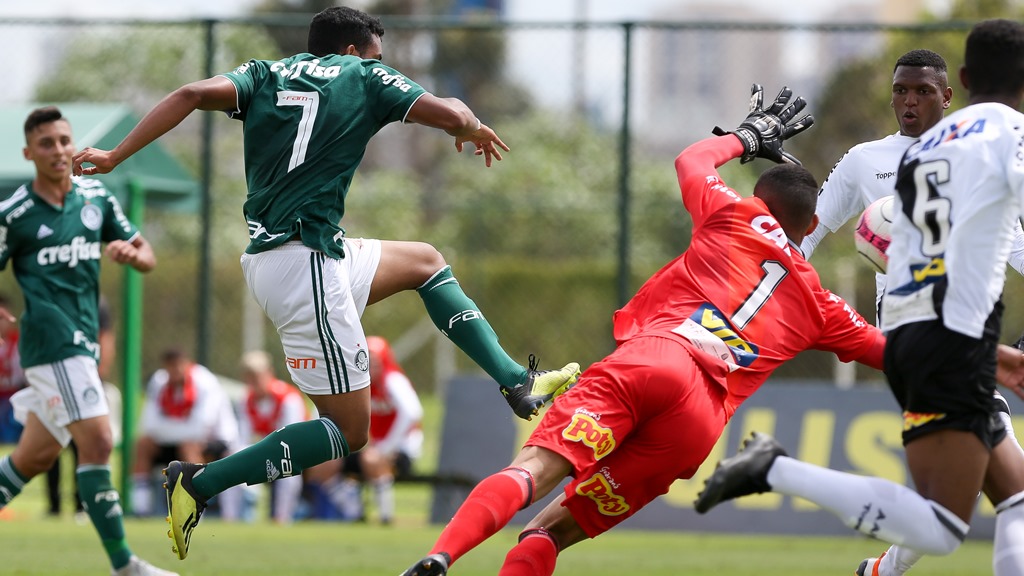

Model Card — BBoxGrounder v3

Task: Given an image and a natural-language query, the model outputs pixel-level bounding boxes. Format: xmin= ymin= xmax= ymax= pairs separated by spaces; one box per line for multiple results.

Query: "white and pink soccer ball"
xmin=853 ymin=195 xmax=894 ymax=273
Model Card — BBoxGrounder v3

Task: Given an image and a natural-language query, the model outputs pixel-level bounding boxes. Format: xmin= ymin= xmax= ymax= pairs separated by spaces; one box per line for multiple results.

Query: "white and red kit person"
xmin=131 ymin=350 xmax=239 ymax=516
xmin=229 ymin=350 xmax=308 ymax=524
xmin=0 ymin=316 xmax=24 ymax=444
xmin=338 ymin=336 xmax=423 ymax=524
xmin=367 ymin=336 xmax=423 ymax=469
xmin=402 ymin=132 xmax=885 ymax=575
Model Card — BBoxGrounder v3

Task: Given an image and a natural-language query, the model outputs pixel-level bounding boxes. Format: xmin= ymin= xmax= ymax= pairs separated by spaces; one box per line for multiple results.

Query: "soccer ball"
xmin=853 ymin=195 xmax=894 ymax=273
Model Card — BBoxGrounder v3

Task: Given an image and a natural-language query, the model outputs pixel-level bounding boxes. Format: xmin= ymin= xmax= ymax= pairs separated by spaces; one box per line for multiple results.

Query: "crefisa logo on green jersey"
xmin=269 ymin=59 xmax=341 ymax=80
xmin=36 ymin=235 xmax=101 ymax=268
xmin=370 ymin=67 xmax=415 ymax=92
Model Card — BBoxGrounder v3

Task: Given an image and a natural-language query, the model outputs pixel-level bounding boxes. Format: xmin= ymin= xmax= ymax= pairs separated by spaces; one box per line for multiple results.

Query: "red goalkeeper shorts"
xmin=526 ymin=335 xmax=729 ymax=538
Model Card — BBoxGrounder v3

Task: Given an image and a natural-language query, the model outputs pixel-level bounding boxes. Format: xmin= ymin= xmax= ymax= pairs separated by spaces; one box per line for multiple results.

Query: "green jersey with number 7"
xmin=220 ymin=54 xmax=426 ymax=259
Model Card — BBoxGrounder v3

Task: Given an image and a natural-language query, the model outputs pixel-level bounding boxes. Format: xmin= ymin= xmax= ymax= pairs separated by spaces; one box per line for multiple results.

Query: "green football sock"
xmin=193 ymin=418 xmax=347 ymax=497
xmin=0 ymin=456 xmax=28 ymax=508
xmin=417 ymin=266 xmax=527 ymax=389
xmin=77 ymin=465 xmax=132 ymax=570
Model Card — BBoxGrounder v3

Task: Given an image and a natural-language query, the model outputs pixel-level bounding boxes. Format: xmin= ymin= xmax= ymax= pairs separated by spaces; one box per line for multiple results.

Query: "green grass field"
xmin=0 ymin=509 xmax=996 ymax=575
xmin=0 ymin=395 xmax=998 ymax=575
xmin=0 ymin=470 xmax=997 ymax=576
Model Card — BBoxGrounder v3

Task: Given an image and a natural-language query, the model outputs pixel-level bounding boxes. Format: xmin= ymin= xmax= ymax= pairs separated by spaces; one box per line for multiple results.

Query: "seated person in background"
xmin=222 ymin=350 xmax=308 ymax=524
xmin=131 ymin=348 xmax=239 ymax=516
xmin=341 ymin=336 xmax=424 ymax=524
xmin=302 ymin=336 xmax=423 ymax=523
xmin=0 ymin=293 xmax=25 ymax=444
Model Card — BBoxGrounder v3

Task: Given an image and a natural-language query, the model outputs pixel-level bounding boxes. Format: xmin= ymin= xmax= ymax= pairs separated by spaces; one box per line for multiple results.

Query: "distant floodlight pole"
xmin=198 ymin=19 xmax=215 ymax=366
xmin=120 ymin=177 xmax=145 ymax=509
xmin=616 ymin=22 xmax=633 ymax=308
xmin=572 ymin=0 xmax=588 ymax=116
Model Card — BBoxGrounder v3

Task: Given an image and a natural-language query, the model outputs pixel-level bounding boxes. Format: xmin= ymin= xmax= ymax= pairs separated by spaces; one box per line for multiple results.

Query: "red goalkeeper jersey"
xmin=613 ymin=136 xmax=881 ymax=415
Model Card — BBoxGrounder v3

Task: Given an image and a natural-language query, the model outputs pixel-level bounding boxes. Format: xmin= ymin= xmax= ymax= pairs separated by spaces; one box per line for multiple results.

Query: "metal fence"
xmin=2 ymin=14 xmax=1022 ymax=394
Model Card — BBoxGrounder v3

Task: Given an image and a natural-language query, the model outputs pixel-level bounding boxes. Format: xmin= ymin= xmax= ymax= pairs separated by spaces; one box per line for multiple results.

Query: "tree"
xmin=799 ymin=0 xmax=1023 ymax=182
xmin=33 ymin=23 xmax=282 ymax=257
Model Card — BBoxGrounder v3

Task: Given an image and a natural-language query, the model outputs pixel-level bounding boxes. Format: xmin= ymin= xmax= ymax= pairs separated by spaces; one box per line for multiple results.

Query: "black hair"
xmin=161 ymin=347 xmax=188 ymax=364
xmin=965 ymin=19 xmax=1024 ymax=96
xmin=753 ymin=164 xmax=819 ymax=236
xmin=24 ymin=106 xmax=65 ymax=138
xmin=893 ymin=49 xmax=948 ymax=75
xmin=307 ymin=6 xmax=385 ymax=57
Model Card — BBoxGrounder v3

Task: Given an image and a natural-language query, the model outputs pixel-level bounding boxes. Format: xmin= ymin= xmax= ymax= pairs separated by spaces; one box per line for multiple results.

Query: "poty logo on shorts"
xmin=562 ymin=412 xmax=616 ymax=460
xmin=576 ymin=473 xmax=629 ymax=516
xmin=902 ymin=411 xmax=946 ymax=431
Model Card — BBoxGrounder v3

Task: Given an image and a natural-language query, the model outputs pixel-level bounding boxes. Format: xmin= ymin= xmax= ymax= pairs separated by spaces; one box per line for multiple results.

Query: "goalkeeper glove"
xmin=713 ymin=84 xmax=815 ymax=165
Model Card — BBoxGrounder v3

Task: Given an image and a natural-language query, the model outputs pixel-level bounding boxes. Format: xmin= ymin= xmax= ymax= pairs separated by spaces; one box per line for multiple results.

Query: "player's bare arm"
xmin=105 ymin=235 xmax=156 ymax=273
xmin=996 ymin=343 xmax=1024 ymax=399
xmin=0 ymin=308 xmax=16 ymax=346
xmin=72 ymin=76 xmax=238 ymax=176
xmin=405 ymin=93 xmax=509 ymax=167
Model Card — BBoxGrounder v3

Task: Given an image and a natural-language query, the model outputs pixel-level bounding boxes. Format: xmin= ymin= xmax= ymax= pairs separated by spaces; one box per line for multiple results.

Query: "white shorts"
xmin=341 ymin=237 xmax=381 ymax=315
xmin=240 ymin=238 xmax=380 ymax=396
xmin=11 ymin=355 xmax=109 ymax=447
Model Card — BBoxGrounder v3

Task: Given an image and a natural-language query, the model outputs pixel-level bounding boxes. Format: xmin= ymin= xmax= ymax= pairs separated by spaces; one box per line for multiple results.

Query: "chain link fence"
xmin=2 ymin=15 xmax=1022 ymax=392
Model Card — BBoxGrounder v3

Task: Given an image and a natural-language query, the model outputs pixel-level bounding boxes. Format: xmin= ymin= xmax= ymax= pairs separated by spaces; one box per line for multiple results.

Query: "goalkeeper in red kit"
xmin=399 ymin=86 xmax=890 ymax=576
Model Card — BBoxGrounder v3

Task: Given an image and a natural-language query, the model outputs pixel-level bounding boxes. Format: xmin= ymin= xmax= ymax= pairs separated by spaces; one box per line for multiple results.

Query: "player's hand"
xmin=0 ymin=307 xmax=14 ymax=345
xmin=712 ymin=84 xmax=815 ymax=165
xmin=72 ymin=147 xmax=119 ymax=176
xmin=105 ymin=240 xmax=140 ymax=267
xmin=996 ymin=343 xmax=1024 ymax=400
xmin=454 ymin=123 xmax=510 ymax=168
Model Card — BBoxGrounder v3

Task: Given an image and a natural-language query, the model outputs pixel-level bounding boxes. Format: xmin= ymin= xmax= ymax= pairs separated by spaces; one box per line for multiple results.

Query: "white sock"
xmin=326 ymin=478 xmax=363 ymax=520
xmin=875 ymin=544 xmax=924 ymax=576
xmin=767 ymin=456 xmax=966 ymax=554
xmin=130 ymin=475 xmax=152 ymax=516
xmin=273 ymin=475 xmax=303 ymax=524
xmin=994 ymin=491 xmax=1024 ymax=576
xmin=219 ymin=485 xmax=243 ymax=521
xmin=372 ymin=476 xmax=394 ymax=523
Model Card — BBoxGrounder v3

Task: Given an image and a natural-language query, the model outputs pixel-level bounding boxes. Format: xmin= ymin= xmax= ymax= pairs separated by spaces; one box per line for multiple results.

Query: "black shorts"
xmin=154 ymin=441 xmax=231 ymax=468
xmin=884 ymin=320 xmax=1007 ymax=449
xmin=342 ymin=450 xmax=413 ymax=480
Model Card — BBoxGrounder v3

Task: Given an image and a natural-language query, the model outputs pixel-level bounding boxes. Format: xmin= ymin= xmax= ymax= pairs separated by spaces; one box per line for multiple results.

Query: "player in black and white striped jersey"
xmin=696 ymin=19 xmax=1024 ymax=576
xmin=803 ymin=47 xmax=1024 ymax=576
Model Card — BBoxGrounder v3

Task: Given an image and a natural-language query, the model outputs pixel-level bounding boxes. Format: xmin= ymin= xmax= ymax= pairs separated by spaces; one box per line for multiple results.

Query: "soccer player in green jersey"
xmin=73 ymin=6 xmax=580 ymax=561
xmin=0 ymin=107 xmax=175 ymax=576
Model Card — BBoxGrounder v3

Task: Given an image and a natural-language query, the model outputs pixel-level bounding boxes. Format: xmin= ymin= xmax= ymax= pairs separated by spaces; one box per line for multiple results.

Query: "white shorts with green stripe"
xmin=11 ymin=355 xmax=108 ymax=447
xmin=240 ymin=240 xmax=378 ymax=396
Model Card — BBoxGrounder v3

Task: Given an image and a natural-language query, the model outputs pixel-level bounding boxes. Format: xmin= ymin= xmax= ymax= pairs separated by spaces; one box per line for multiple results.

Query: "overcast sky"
xmin=1 ymin=0 xmax=954 ymax=106
xmin=3 ymin=0 xmax=952 ymax=21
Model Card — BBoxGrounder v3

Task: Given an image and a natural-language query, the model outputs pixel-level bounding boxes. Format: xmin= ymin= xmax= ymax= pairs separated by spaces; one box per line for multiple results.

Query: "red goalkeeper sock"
xmin=499 ymin=529 xmax=559 ymax=576
xmin=429 ymin=467 xmax=534 ymax=563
